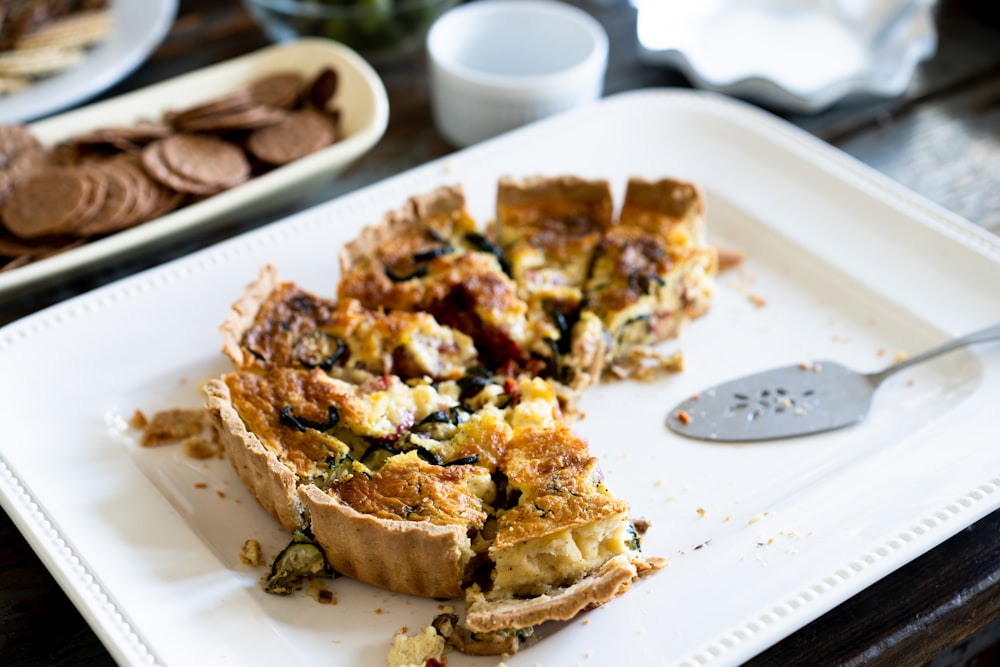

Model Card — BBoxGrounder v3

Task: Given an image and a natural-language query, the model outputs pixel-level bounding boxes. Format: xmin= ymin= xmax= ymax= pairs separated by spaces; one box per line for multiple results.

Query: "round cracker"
xmin=308 ymin=67 xmax=339 ymax=110
xmin=246 ymin=109 xmax=337 ymax=166
xmin=70 ymin=122 xmax=171 ymax=149
xmin=0 ymin=124 xmax=42 ymax=169
xmin=6 ymin=143 xmax=51 ymax=183
xmin=107 ymin=157 xmax=154 ymax=227
xmin=0 ymin=169 xmax=11 ymax=207
xmin=141 ymin=140 xmax=220 ymax=195
xmin=174 ymin=105 xmax=286 ymax=133
xmin=250 ymin=71 xmax=305 ymax=109
xmin=75 ymin=163 xmax=138 ymax=236
xmin=166 ymin=89 xmax=255 ymax=127
xmin=73 ymin=165 xmax=110 ymax=231
xmin=160 ymin=133 xmax=250 ymax=190
xmin=1 ymin=167 xmax=93 ymax=238
xmin=143 ymin=177 xmax=186 ymax=221
xmin=113 ymin=153 xmax=165 ymax=222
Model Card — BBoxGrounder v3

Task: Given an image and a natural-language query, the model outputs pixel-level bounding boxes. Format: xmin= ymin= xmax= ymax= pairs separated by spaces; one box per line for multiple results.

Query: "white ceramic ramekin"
xmin=426 ymin=0 xmax=609 ymax=147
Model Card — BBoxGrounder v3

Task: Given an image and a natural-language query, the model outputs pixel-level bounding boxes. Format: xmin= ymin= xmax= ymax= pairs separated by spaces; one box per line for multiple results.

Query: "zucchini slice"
xmin=263 ymin=540 xmax=334 ymax=595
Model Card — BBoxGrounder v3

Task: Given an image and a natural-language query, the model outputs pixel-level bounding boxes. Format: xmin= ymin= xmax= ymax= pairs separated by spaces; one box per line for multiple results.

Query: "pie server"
xmin=666 ymin=322 xmax=1000 ymax=442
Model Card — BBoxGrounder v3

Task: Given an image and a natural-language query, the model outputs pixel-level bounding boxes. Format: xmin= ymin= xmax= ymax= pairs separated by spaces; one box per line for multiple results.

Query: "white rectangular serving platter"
xmin=0 ymin=37 xmax=389 ymax=297
xmin=1 ymin=89 xmax=999 ymax=667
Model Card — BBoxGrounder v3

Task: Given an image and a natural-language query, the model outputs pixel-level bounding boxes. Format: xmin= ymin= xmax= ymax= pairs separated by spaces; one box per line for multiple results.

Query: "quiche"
xmin=338 ymin=184 xmax=532 ymax=371
xmin=493 ymin=175 xmax=614 ymax=390
xmin=220 ymin=264 xmax=479 ymax=382
xmin=582 ymin=177 xmax=716 ymax=379
xmin=205 ymin=175 xmax=717 ymax=656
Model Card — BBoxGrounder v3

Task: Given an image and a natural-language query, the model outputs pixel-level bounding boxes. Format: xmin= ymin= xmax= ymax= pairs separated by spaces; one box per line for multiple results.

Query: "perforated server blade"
xmin=666 ymin=323 xmax=1000 ymax=442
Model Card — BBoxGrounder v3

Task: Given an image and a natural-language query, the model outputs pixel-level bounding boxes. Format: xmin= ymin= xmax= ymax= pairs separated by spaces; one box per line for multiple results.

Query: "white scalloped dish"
xmin=1 ymin=89 xmax=998 ymax=666
xmin=0 ymin=37 xmax=389 ymax=297
xmin=634 ymin=0 xmax=937 ymax=113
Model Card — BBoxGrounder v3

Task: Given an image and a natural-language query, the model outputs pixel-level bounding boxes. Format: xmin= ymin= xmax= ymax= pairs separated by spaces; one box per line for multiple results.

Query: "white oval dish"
xmin=0 ymin=37 xmax=389 ymax=297
xmin=0 ymin=0 xmax=178 ymax=124
xmin=634 ymin=0 xmax=937 ymax=114
xmin=427 ymin=0 xmax=608 ymax=147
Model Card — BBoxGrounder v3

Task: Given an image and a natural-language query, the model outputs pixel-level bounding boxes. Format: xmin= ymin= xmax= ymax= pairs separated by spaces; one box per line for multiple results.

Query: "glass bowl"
xmin=243 ymin=0 xmax=459 ymax=66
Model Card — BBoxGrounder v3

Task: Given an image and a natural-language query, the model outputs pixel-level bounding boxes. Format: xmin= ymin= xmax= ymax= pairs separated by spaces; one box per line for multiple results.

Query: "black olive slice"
xmin=551 ymin=309 xmax=570 ymax=341
xmin=384 ymin=264 xmax=429 ymax=282
xmin=465 ymin=232 xmax=510 ymax=274
xmin=279 ymin=404 xmax=340 ymax=432
xmin=292 ymin=330 xmax=345 ymax=369
xmin=416 ymin=447 xmax=443 ymax=466
xmin=415 ymin=410 xmax=452 ymax=427
xmin=359 ymin=443 xmax=397 ymax=470
xmin=628 ymin=270 xmax=666 ymax=296
xmin=425 ymin=226 xmax=448 ymax=243
xmin=412 ymin=244 xmax=453 ymax=263
xmin=456 ymin=375 xmax=493 ymax=402
xmin=444 ymin=454 xmax=479 ymax=467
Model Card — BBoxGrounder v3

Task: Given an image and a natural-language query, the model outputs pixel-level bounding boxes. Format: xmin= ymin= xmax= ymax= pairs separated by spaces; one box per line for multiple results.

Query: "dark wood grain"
xmin=1 ymin=1 xmax=999 ymax=665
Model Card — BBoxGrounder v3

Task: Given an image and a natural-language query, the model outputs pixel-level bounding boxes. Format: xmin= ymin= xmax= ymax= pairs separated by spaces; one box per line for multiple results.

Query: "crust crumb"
xmin=308 ymin=580 xmax=336 ymax=604
xmin=138 ymin=407 xmax=224 ymax=458
xmin=240 ymin=539 xmax=264 ymax=567
xmin=140 ymin=408 xmax=214 ymax=446
xmin=606 ymin=347 xmax=684 ymax=381
xmin=129 ymin=409 xmax=148 ymax=429
xmin=715 ymin=246 xmax=746 ymax=271
xmin=387 ymin=626 xmax=447 ymax=667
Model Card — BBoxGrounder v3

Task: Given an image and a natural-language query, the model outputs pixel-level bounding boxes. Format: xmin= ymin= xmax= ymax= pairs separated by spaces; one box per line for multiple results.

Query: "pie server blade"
xmin=666 ymin=322 xmax=1000 ymax=442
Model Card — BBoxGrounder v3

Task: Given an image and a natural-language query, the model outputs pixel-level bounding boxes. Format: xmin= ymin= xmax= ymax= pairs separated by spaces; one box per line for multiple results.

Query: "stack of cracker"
xmin=0 ymin=67 xmax=343 ymax=274
xmin=0 ymin=1 xmax=113 ymax=95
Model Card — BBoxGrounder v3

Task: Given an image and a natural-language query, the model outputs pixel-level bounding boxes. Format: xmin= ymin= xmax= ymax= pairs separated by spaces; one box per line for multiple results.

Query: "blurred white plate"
xmin=0 ymin=0 xmax=178 ymax=124
xmin=634 ymin=0 xmax=937 ymax=113
xmin=0 ymin=38 xmax=389 ymax=297
xmin=0 ymin=89 xmax=998 ymax=666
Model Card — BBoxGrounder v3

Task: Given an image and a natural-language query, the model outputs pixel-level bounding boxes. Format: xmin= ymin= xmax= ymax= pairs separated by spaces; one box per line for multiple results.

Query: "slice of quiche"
xmin=494 ymin=174 xmax=613 ymax=309
xmin=582 ymin=177 xmax=717 ymax=379
xmin=205 ymin=364 xmax=660 ymax=653
xmin=220 ymin=264 xmax=479 ymax=382
xmin=492 ymin=175 xmax=615 ymax=391
xmin=338 ymin=185 xmax=531 ymax=370
xmin=619 ymin=176 xmax=708 ymax=249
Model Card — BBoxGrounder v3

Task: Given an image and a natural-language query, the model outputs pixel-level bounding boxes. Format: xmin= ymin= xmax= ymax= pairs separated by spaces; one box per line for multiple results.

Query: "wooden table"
xmin=2 ymin=1 xmax=999 ymax=664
